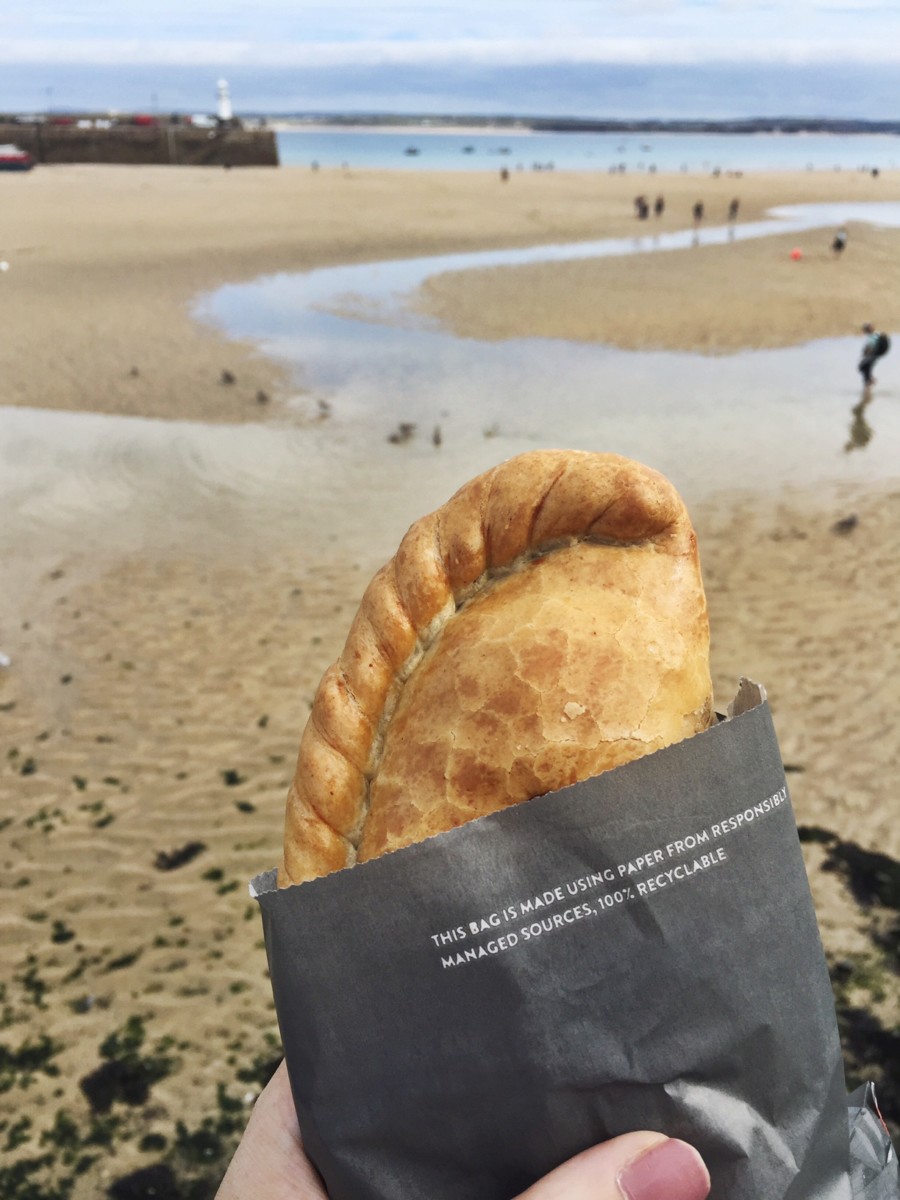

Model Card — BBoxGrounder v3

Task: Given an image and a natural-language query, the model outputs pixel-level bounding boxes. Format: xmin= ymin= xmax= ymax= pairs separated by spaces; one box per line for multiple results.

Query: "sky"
xmin=3 ymin=1 xmax=900 ymax=118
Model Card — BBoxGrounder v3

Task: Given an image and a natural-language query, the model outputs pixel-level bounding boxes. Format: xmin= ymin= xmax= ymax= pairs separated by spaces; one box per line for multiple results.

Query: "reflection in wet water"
xmin=845 ymin=393 xmax=875 ymax=454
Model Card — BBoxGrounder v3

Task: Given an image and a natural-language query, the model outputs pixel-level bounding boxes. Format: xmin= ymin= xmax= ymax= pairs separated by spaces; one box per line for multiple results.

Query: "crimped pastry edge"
xmin=280 ymin=449 xmax=701 ymax=886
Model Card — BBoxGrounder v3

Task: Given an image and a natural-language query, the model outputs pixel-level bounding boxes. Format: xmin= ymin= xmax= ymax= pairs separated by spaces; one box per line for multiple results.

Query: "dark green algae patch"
xmin=800 ymin=825 xmax=900 ymax=1131
xmin=0 ymin=1013 xmax=282 ymax=1200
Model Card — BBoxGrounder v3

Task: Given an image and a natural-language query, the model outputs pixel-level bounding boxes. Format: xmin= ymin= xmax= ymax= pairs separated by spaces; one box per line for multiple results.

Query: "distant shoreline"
xmin=268 ymin=115 xmax=900 ymax=137
xmin=270 ymin=122 xmax=532 ymax=137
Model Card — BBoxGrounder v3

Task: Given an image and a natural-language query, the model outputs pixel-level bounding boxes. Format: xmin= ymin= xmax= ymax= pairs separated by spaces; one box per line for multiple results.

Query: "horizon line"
xmin=6 ymin=110 xmax=900 ymax=128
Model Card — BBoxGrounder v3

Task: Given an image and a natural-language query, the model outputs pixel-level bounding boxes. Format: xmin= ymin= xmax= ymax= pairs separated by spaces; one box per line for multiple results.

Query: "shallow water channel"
xmin=194 ymin=200 xmax=900 ymax=491
xmin=3 ymin=203 xmax=900 ymax=606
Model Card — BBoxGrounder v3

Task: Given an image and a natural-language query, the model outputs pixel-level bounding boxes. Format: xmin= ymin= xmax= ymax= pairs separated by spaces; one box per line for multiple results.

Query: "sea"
xmin=275 ymin=128 xmax=900 ymax=174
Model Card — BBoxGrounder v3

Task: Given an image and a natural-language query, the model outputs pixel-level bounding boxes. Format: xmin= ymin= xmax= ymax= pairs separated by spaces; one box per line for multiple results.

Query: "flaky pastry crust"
xmin=280 ymin=450 xmax=712 ymax=886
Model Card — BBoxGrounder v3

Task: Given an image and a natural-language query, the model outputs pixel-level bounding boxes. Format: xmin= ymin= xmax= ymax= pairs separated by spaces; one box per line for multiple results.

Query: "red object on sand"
xmin=790 ymin=247 xmax=803 ymax=261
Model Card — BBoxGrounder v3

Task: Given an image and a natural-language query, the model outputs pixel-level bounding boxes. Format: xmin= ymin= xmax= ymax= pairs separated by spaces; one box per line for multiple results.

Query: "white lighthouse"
xmin=216 ymin=78 xmax=233 ymax=123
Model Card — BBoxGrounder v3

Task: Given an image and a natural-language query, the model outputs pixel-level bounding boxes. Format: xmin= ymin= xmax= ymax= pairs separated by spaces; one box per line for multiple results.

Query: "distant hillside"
xmin=270 ymin=113 xmax=900 ymax=135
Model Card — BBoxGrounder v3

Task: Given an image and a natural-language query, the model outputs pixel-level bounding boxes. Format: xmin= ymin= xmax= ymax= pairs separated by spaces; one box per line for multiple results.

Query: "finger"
xmin=216 ymin=1061 xmax=327 ymax=1199
xmin=514 ymin=1132 xmax=710 ymax=1200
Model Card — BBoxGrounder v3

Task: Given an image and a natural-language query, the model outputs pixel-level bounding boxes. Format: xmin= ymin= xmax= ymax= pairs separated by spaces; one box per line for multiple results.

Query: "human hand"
xmin=216 ymin=1060 xmax=710 ymax=1200
xmin=216 ymin=1061 xmax=323 ymax=1199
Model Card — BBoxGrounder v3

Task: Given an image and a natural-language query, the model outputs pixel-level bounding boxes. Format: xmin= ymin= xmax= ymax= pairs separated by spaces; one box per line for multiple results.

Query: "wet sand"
xmin=1 ymin=164 xmax=898 ymax=1196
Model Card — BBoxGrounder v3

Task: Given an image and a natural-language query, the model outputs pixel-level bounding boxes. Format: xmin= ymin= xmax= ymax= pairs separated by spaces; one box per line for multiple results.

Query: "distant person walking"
xmin=728 ymin=197 xmax=740 ymax=221
xmin=634 ymin=194 xmax=649 ymax=219
xmin=858 ymin=323 xmax=890 ymax=388
xmin=692 ymin=200 xmax=704 ymax=224
xmin=654 ymin=194 xmax=665 ymax=217
xmin=832 ymin=227 xmax=847 ymax=256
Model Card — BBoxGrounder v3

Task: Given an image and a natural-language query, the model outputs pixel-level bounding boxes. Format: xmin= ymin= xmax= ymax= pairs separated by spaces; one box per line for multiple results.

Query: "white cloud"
xmin=4 ymin=34 xmax=900 ymax=65
xmin=3 ymin=0 xmax=900 ymax=66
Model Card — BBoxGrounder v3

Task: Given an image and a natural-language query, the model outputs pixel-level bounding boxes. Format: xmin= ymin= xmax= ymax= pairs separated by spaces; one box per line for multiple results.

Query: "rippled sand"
xmin=3 ymin=472 xmax=898 ymax=1196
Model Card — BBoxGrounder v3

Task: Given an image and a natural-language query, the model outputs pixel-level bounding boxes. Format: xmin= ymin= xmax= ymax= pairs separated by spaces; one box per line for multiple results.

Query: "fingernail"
xmin=618 ymin=1138 xmax=710 ymax=1200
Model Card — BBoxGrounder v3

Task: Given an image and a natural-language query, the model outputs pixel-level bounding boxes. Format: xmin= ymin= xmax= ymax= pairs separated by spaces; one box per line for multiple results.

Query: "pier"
xmin=0 ymin=119 xmax=279 ymax=167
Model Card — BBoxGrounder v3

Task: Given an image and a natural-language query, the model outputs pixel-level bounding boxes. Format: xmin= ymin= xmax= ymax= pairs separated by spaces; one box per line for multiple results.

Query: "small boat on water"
xmin=0 ymin=144 xmax=35 ymax=172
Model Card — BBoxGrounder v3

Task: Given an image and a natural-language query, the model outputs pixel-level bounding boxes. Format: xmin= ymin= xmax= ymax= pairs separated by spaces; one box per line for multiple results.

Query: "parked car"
xmin=0 ymin=144 xmax=36 ymax=171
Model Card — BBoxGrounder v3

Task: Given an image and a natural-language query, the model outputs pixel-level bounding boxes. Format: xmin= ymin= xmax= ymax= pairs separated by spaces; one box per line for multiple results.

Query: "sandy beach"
xmin=1 ymin=164 xmax=898 ymax=1198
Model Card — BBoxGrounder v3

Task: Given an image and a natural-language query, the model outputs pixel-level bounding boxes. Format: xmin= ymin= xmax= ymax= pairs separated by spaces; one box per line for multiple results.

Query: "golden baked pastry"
xmin=280 ymin=450 xmax=712 ymax=886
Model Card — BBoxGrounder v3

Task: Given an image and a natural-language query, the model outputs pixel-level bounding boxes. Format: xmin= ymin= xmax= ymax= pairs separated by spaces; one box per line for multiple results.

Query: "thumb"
xmin=514 ymin=1132 xmax=710 ymax=1200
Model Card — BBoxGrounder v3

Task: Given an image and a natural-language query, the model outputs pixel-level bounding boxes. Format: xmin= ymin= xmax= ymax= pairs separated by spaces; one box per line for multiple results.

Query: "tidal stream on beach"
xmin=4 ymin=202 xmax=900 ymax=593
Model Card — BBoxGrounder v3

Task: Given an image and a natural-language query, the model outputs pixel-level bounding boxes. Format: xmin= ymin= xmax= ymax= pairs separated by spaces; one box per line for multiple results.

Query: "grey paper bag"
xmin=847 ymin=1085 xmax=898 ymax=1199
xmin=253 ymin=689 xmax=884 ymax=1199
